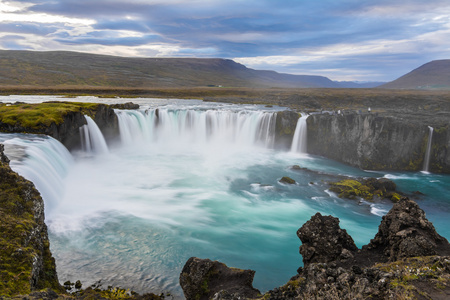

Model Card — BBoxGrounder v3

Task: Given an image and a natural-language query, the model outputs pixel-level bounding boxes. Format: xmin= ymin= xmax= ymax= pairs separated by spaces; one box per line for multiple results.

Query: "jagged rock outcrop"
xmin=363 ymin=198 xmax=450 ymax=261
xmin=307 ymin=113 xmax=450 ymax=173
xmin=297 ymin=213 xmax=358 ymax=266
xmin=274 ymin=110 xmax=299 ymax=149
xmin=0 ymin=144 xmax=62 ymax=296
xmin=179 ymin=257 xmax=260 ymax=300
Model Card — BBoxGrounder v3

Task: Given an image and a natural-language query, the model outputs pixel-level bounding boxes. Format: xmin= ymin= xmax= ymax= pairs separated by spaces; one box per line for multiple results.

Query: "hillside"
xmin=381 ymin=59 xmax=450 ymax=89
xmin=0 ymin=50 xmax=340 ymax=89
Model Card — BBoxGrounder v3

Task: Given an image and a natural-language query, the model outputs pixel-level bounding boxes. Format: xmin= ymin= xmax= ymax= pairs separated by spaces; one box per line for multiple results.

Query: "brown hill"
xmin=0 ymin=50 xmax=340 ymax=89
xmin=381 ymin=59 xmax=450 ymax=89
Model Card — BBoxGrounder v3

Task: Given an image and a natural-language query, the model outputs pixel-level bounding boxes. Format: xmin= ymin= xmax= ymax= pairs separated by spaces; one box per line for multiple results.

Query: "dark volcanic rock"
xmin=307 ymin=113 xmax=450 ymax=173
xmin=179 ymin=257 xmax=260 ymax=300
xmin=363 ymin=198 xmax=450 ymax=261
xmin=297 ymin=213 xmax=358 ymax=266
xmin=279 ymin=176 xmax=296 ymax=184
xmin=110 ymin=102 xmax=140 ymax=109
xmin=274 ymin=110 xmax=299 ymax=149
xmin=0 ymin=144 xmax=9 ymax=164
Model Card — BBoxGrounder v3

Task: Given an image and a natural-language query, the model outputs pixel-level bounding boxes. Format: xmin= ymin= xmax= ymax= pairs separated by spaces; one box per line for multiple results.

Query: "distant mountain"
xmin=0 ymin=50 xmax=343 ymax=89
xmin=380 ymin=60 xmax=450 ymax=90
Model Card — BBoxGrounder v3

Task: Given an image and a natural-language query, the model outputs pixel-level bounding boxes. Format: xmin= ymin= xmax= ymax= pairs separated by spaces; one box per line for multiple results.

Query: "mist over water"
xmin=1 ymin=97 xmax=449 ymax=299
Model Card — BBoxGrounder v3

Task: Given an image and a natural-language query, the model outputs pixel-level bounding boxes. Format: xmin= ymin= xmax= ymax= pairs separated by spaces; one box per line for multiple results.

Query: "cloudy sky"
xmin=1 ymin=0 xmax=450 ymax=82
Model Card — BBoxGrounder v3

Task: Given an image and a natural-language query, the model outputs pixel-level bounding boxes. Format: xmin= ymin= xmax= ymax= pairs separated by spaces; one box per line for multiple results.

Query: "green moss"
xmin=329 ymin=178 xmax=404 ymax=202
xmin=329 ymin=179 xmax=369 ymax=199
xmin=390 ymin=192 xmax=402 ymax=203
xmin=0 ymin=163 xmax=62 ymax=296
xmin=280 ymin=176 xmax=296 ymax=184
xmin=0 ymin=101 xmax=100 ymax=130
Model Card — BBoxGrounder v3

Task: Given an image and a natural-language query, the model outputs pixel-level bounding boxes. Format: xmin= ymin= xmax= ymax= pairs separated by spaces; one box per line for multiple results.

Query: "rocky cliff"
xmin=0 ymin=144 xmax=63 ymax=296
xmin=0 ymin=102 xmax=119 ymax=150
xmin=307 ymin=113 xmax=450 ymax=173
xmin=274 ymin=110 xmax=300 ymax=149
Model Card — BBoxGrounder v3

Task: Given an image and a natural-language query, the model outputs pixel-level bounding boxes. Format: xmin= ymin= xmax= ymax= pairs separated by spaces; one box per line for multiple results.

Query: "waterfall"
xmin=291 ymin=114 xmax=308 ymax=153
xmin=80 ymin=115 xmax=109 ymax=155
xmin=115 ymin=108 xmax=278 ymax=149
xmin=0 ymin=133 xmax=73 ymax=213
xmin=423 ymin=126 xmax=434 ymax=172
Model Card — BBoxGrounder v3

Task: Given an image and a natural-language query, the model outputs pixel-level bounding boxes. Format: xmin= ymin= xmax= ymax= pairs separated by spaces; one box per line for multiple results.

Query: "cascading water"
xmin=115 ymin=108 xmax=278 ymax=149
xmin=291 ymin=114 xmax=308 ymax=153
xmin=423 ymin=126 xmax=434 ymax=172
xmin=0 ymin=133 xmax=73 ymax=214
xmin=2 ymin=98 xmax=450 ymax=299
xmin=80 ymin=115 xmax=109 ymax=155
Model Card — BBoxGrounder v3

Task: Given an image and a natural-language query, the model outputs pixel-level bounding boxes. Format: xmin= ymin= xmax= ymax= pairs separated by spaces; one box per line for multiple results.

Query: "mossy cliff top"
xmin=0 ymin=101 xmax=101 ymax=131
xmin=0 ymin=144 xmax=62 ymax=296
xmin=0 ymin=101 xmax=119 ymax=150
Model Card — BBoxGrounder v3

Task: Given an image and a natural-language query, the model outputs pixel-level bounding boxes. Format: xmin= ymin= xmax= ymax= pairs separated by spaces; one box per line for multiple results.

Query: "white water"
xmin=80 ymin=115 xmax=109 ymax=155
xmin=290 ymin=114 xmax=308 ymax=153
xmin=2 ymin=98 xmax=450 ymax=299
xmin=115 ymin=108 xmax=278 ymax=149
xmin=423 ymin=126 xmax=434 ymax=172
xmin=0 ymin=134 xmax=73 ymax=214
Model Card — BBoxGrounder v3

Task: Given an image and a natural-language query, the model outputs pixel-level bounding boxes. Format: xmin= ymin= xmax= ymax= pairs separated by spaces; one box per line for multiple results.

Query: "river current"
xmin=1 ymin=96 xmax=449 ymax=298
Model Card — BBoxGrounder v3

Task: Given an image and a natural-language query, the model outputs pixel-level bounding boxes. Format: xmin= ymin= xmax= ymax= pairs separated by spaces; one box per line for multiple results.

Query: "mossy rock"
xmin=280 ymin=176 xmax=296 ymax=184
xmin=0 ymin=161 xmax=62 ymax=296
xmin=329 ymin=178 xmax=401 ymax=202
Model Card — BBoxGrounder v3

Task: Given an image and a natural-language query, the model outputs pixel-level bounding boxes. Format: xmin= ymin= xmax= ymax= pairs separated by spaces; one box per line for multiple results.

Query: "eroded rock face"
xmin=364 ymin=198 xmax=450 ymax=261
xmin=0 ymin=143 xmax=62 ymax=295
xmin=110 ymin=102 xmax=140 ymax=110
xmin=307 ymin=113 xmax=450 ymax=173
xmin=274 ymin=110 xmax=299 ymax=149
xmin=0 ymin=144 xmax=9 ymax=164
xmin=179 ymin=257 xmax=260 ymax=300
xmin=297 ymin=213 xmax=358 ymax=267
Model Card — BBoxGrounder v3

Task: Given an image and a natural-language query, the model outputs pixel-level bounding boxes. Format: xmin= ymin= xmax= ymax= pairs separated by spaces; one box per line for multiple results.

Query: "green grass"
xmin=0 ymin=101 xmax=100 ymax=129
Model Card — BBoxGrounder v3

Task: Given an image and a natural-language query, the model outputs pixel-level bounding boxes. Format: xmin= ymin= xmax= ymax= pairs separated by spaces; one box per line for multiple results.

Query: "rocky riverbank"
xmin=180 ymin=198 xmax=450 ymax=299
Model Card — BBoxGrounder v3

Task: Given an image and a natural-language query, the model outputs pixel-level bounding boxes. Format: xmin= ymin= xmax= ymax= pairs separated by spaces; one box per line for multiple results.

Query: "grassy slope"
xmin=0 ymin=50 xmax=338 ymax=88
xmin=381 ymin=60 xmax=450 ymax=90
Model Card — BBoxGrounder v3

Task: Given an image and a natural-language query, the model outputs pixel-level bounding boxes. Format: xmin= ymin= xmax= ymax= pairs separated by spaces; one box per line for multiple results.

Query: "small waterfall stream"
xmin=290 ymin=114 xmax=308 ymax=153
xmin=423 ymin=126 xmax=434 ymax=172
xmin=80 ymin=115 xmax=110 ymax=155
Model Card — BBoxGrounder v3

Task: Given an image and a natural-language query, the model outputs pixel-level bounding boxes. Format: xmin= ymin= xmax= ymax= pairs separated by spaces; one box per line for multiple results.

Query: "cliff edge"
xmin=0 ymin=144 xmax=63 ymax=296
